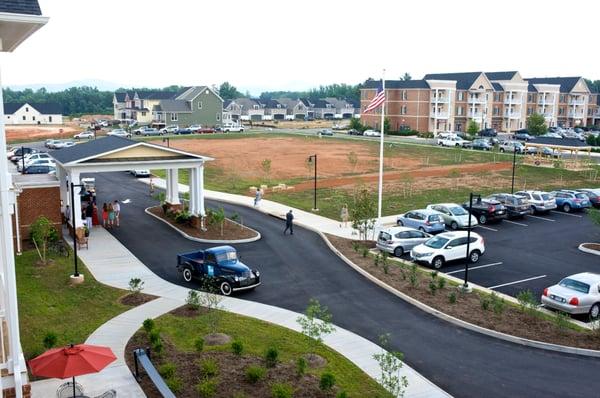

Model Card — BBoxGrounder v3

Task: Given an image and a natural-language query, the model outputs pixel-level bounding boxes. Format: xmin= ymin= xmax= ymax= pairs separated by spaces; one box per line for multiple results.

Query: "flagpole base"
xmin=311 ymin=208 xmax=319 ymax=212
xmin=70 ymin=274 xmax=84 ymax=285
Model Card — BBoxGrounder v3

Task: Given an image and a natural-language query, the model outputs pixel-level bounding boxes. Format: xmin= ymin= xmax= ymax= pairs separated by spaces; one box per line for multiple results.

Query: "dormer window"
xmin=198 ymin=101 xmax=203 ymax=110
xmin=25 ymin=107 xmax=29 ymax=112
xmin=253 ymin=105 xmax=259 ymax=110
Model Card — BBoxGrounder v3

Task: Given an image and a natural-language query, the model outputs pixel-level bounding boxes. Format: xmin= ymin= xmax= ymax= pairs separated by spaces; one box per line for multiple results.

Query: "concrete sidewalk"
xmin=31 ymin=226 xmax=450 ymax=398
xmin=142 ymin=177 xmax=397 ymax=239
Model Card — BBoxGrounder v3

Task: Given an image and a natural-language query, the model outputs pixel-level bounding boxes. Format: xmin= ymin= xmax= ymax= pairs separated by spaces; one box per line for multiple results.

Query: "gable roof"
xmin=153 ymin=99 xmax=192 ymax=113
xmin=485 ymin=71 xmax=519 ymax=81
xmin=492 ymin=82 xmax=503 ymax=92
xmin=137 ymin=91 xmax=177 ymax=100
xmin=0 ymin=0 xmax=41 ymax=15
xmin=4 ymin=102 xmax=62 ymax=114
xmin=422 ymin=72 xmax=486 ymax=90
xmin=363 ymin=79 xmax=430 ymax=89
xmin=525 ymin=77 xmax=586 ymax=93
xmin=264 ymin=99 xmax=284 ymax=109
xmin=114 ymin=92 xmax=128 ymax=102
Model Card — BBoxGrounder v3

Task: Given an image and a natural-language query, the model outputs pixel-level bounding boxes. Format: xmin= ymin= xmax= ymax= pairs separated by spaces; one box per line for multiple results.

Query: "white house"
xmin=4 ymin=102 xmax=63 ymax=125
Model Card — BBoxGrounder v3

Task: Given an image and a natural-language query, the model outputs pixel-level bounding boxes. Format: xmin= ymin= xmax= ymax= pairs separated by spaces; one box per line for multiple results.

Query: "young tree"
xmin=199 ymin=281 xmax=224 ymax=334
xmin=261 ymin=158 xmax=272 ymax=181
xmin=218 ymin=81 xmax=242 ymax=100
xmin=30 ymin=216 xmax=57 ymax=265
xmin=373 ymin=334 xmax=409 ymax=397
xmin=209 ymin=207 xmax=226 ymax=236
xmin=349 ymin=117 xmax=365 ymax=132
xmin=384 ymin=117 xmax=392 ymax=134
xmin=350 ymin=188 xmax=377 ymax=240
xmin=527 ymin=113 xmax=548 ymax=135
xmin=296 ymin=298 xmax=335 ymax=353
xmin=305 ymin=157 xmax=315 ymax=179
xmin=347 ymin=151 xmax=358 ymax=173
xmin=467 ymin=120 xmax=480 ymax=135
xmin=400 ymin=72 xmax=412 ymax=81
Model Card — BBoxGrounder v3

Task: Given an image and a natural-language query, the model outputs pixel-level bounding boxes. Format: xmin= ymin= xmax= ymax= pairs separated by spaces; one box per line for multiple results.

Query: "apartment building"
xmin=361 ymin=71 xmax=597 ymax=134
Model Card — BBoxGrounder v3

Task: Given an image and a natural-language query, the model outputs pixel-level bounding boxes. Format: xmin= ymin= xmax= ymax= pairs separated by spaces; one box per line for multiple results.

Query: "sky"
xmin=1 ymin=0 xmax=599 ymax=94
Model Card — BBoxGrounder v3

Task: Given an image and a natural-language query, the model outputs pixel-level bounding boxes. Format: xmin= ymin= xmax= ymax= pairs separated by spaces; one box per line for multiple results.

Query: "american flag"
xmin=363 ymin=80 xmax=385 ymax=113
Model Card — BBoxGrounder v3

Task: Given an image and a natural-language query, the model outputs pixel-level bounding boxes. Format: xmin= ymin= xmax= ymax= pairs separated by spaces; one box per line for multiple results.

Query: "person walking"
xmin=102 ymin=203 xmax=108 ymax=228
xmin=254 ymin=188 xmax=262 ymax=207
xmin=85 ymin=202 xmax=94 ymax=231
xmin=340 ymin=204 xmax=349 ymax=228
xmin=113 ymin=200 xmax=121 ymax=227
xmin=107 ymin=202 xmax=115 ymax=229
xmin=283 ymin=210 xmax=294 ymax=235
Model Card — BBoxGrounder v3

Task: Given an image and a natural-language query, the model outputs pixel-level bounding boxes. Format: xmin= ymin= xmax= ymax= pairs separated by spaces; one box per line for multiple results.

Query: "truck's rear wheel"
xmin=220 ymin=281 xmax=232 ymax=296
xmin=182 ymin=268 xmax=192 ymax=282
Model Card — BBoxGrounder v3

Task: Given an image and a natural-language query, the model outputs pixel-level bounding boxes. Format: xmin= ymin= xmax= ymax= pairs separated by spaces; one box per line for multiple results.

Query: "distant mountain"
xmin=6 ymin=79 xmax=124 ymax=92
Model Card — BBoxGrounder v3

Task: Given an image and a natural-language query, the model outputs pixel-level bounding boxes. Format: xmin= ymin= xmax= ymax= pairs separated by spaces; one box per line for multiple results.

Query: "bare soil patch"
xmin=204 ymin=333 xmax=232 ymax=346
xmin=326 ymin=234 xmax=600 ymax=350
xmin=148 ymin=206 xmax=258 ymax=241
xmin=6 ymin=125 xmax=80 ymax=143
xmin=119 ymin=293 xmax=157 ymax=307
xmin=169 ymin=304 xmax=204 ymax=318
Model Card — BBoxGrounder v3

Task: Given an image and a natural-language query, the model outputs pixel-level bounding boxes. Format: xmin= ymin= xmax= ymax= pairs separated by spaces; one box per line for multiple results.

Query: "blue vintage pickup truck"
xmin=176 ymin=246 xmax=260 ymax=296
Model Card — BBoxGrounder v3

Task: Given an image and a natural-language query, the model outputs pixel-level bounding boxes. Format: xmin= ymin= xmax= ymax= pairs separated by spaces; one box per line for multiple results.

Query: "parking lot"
xmin=399 ymin=208 xmax=599 ymax=305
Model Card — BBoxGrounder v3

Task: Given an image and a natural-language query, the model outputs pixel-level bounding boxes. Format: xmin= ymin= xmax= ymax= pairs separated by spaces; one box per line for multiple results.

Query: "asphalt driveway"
xmin=92 ymin=171 xmax=600 ymax=398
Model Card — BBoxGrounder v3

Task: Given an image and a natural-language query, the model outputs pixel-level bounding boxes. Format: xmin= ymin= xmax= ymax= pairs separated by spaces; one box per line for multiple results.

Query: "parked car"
xmin=514 ymin=190 xmax=557 ymax=213
xmin=347 ymin=129 xmax=362 ymax=135
xmin=478 ymin=128 xmax=497 ymax=137
xmin=53 ymin=141 xmax=76 ymax=149
xmin=23 ymin=152 xmax=51 ymax=164
xmin=440 ymin=136 xmax=470 ymax=148
xmin=541 ymin=132 xmax=563 ymax=139
xmin=426 ymin=203 xmax=478 ymax=230
xmin=161 ymin=125 xmax=179 ymax=134
xmin=45 ymin=139 xmax=61 ymax=148
xmin=541 ymin=273 xmax=600 ymax=319
xmin=74 ymin=131 xmax=94 ymax=139
xmin=499 ymin=140 xmax=524 ymax=153
xmin=140 ymin=127 xmax=161 ymax=136
xmin=436 ymin=132 xmax=456 ymax=144
xmin=23 ymin=165 xmax=55 ymax=174
xmin=130 ymin=170 xmax=151 ymax=178
xmin=576 ymin=189 xmax=600 ymax=208
xmin=222 ymin=125 xmax=245 ymax=132
xmin=10 ymin=147 xmax=36 ymax=163
xmin=513 ymin=130 xmax=534 ymax=141
xmin=18 ymin=159 xmax=55 ymax=171
xmin=396 ymin=209 xmax=445 ymax=234
xmin=376 ymin=226 xmax=432 ymax=257
xmin=317 ymin=129 xmax=333 ymax=136
xmin=550 ymin=190 xmax=591 ymax=212
xmin=363 ymin=129 xmax=381 ymax=137
xmin=107 ymin=129 xmax=131 ymax=138
xmin=471 ymin=139 xmax=493 ymax=151
xmin=485 ymin=193 xmax=532 ymax=218
xmin=462 ymin=197 xmax=507 ymax=224
xmin=176 ymin=246 xmax=260 ymax=295
xmin=175 ymin=128 xmax=193 ymax=135
xmin=410 ymin=231 xmax=485 ymax=269
xmin=197 ymin=127 xmax=216 ymax=134
xmin=188 ymin=124 xmax=202 ymax=133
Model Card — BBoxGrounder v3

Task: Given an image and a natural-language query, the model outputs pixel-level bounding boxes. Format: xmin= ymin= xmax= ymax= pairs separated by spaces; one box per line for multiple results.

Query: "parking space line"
xmin=474 ymin=225 xmax=498 ymax=232
xmin=504 ymin=220 xmax=528 ymax=227
xmin=487 ymin=275 xmax=547 ymax=290
xmin=550 ymin=210 xmax=582 ymax=218
xmin=445 ymin=262 xmax=503 ymax=275
xmin=528 ymin=215 xmax=555 ymax=222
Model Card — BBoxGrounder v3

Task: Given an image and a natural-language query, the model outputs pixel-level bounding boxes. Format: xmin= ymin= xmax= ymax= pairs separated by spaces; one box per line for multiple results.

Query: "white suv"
xmin=514 ymin=190 xmax=557 ymax=213
xmin=410 ymin=231 xmax=485 ymax=269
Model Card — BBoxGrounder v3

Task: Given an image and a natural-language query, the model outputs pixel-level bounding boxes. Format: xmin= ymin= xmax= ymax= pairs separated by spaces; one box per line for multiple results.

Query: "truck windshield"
xmin=216 ymin=251 xmax=237 ymax=263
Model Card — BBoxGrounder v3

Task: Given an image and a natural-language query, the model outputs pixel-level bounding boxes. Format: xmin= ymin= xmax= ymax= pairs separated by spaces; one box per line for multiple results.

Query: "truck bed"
xmin=177 ymin=250 xmax=204 ymax=265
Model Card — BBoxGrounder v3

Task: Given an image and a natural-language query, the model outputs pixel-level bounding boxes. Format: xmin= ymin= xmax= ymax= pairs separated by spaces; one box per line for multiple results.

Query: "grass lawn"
xmin=143 ymin=310 xmax=387 ymax=397
xmin=16 ymin=250 xmax=129 ymax=359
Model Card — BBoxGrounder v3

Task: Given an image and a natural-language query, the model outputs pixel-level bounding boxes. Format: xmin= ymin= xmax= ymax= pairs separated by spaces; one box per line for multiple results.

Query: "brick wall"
xmin=3 ymin=384 xmax=31 ymax=398
xmin=13 ymin=186 xmax=62 ymax=251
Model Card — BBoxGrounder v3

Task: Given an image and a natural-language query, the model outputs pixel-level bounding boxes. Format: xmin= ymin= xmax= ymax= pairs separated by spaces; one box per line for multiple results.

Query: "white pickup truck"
xmin=222 ymin=124 xmax=245 ymax=132
xmin=439 ymin=135 xmax=470 ymax=147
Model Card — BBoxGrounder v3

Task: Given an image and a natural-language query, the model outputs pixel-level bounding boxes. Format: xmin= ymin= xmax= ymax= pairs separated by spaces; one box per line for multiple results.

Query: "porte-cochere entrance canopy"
xmin=50 ymin=136 xmax=212 ymax=228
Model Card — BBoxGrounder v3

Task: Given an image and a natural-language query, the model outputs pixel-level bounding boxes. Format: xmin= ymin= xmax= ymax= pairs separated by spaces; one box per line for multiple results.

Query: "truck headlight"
xmin=255 ymin=270 xmax=260 ymax=277
xmin=234 ymin=276 xmax=239 ymax=282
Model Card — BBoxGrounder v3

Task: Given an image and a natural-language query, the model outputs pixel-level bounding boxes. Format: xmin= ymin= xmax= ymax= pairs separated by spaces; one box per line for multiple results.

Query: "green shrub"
xmin=336 ymin=392 xmax=348 ymax=398
xmin=516 ymin=290 xmax=535 ymax=313
xmin=159 ymin=363 xmax=176 ymax=379
xmin=142 ymin=318 xmax=155 ymax=333
xmin=194 ymin=336 xmax=204 ymax=352
xmin=152 ymin=339 xmax=163 ymax=354
xmin=554 ymin=311 xmax=570 ymax=331
xmin=319 ymin=372 xmax=336 ymax=391
xmin=351 ymin=241 xmax=360 ymax=252
xmin=296 ymin=357 xmax=307 ymax=377
xmin=437 ymin=277 xmax=446 ymax=290
xmin=196 ymin=378 xmax=217 ymax=398
xmin=165 ymin=377 xmax=183 ymax=394
xmin=490 ymin=292 xmax=505 ymax=315
xmin=186 ymin=290 xmax=201 ymax=310
xmin=245 ymin=365 xmax=266 ymax=383
xmin=428 ymin=280 xmax=437 ymax=295
xmin=42 ymin=331 xmax=58 ymax=349
xmin=128 ymin=277 xmax=144 ymax=294
xmin=480 ymin=295 xmax=491 ymax=311
xmin=174 ymin=210 xmax=192 ymax=224
xmin=199 ymin=358 xmax=219 ymax=378
xmin=149 ymin=329 xmax=161 ymax=345
xmin=448 ymin=291 xmax=457 ymax=304
xmin=231 ymin=339 xmax=244 ymax=356
xmin=361 ymin=247 xmax=369 ymax=258
xmin=271 ymin=383 xmax=294 ymax=398
xmin=373 ymin=253 xmax=381 ymax=268
xmin=409 ymin=264 xmax=419 ymax=288
xmin=265 ymin=346 xmax=279 ymax=368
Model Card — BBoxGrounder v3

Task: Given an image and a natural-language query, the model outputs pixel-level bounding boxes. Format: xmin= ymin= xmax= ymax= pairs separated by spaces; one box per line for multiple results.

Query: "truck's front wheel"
xmin=182 ymin=268 xmax=193 ymax=282
xmin=220 ymin=281 xmax=232 ymax=296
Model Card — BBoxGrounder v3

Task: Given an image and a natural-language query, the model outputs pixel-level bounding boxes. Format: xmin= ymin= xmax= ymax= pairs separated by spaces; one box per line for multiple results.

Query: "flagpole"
xmin=377 ymin=70 xmax=385 ymax=221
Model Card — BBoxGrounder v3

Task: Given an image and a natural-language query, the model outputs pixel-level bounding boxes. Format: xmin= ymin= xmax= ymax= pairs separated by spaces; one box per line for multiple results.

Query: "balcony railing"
xmin=468 ymin=111 xmax=484 ymax=118
xmin=468 ymin=97 xmax=486 ymax=104
xmin=569 ymin=99 xmax=585 ymax=105
xmin=431 ymin=111 xmax=449 ymax=119
xmin=568 ymin=111 xmax=584 ymax=118
xmin=431 ymin=96 xmax=450 ymax=103
xmin=504 ymin=111 xmax=521 ymax=119
xmin=538 ymin=97 xmax=555 ymax=104
xmin=504 ymin=97 xmax=522 ymax=104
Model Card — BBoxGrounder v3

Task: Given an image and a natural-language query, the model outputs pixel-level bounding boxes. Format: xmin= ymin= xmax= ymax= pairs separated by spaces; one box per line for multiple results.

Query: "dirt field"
xmin=6 ymin=125 xmax=81 ymax=143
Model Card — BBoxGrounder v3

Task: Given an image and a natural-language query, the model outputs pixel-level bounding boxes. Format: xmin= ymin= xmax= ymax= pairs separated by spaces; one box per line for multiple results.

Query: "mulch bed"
xmin=148 ymin=206 xmax=258 ymax=240
xmin=125 ymin=316 xmax=339 ymax=397
xmin=169 ymin=304 xmax=206 ymax=318
xmin=326 ymin=234 xmax=600 ymax=350
xmin=120 ymin=293 xmax=158 ymax=307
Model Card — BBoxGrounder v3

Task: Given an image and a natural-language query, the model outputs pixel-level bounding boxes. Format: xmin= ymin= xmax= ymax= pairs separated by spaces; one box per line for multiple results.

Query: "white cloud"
xmin=1 ymin=0 xmax=598 ymax=94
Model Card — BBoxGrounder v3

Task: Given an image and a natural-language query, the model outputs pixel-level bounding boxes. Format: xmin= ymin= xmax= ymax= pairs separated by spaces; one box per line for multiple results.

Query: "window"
xmin=32 ymin=116 xmax=36 ymax=121
xmin=456 ymin=106 xmax=463 ymax=116
xmin=198 ymin=101 xmax=203 ymax=110
xmin=402 ymin=90 xmax=407 ymax=100
xmin=559 ymin=95 xmax=566 ymax=103
xmin=25 ymin=107 xmax=29 ymax=112
xmin=527 ymin=94 xmax=533 ymax=102
xmin=559 ymin=108 xmax=564 ymax=115
xmin=141 ymin=112 xmax=146 ymax=116
xmin=493 ymin=107 xmax=499 ymax=116
xmin=457 ymin=91 xmax=464 ymax=101
xmin=216 ymin=113 xmax=221 ymax=121
xmin=170 ymin=113 xmax=178 ymax=122
xmin=22 ymin=116 xmax=26 ymax=121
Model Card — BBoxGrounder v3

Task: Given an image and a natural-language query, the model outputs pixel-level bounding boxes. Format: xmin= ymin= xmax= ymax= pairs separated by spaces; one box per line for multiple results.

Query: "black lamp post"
xmin=463 ymin=193 xmax=480 ymax=291
xmin=21 ymin=146 xmax=25 ymax=175
xmin=511 ymin=146 xmax=518 ymax=194
xmin=162 ymin=137 xmax=170 ymax=148
xmin=307 ymin=154 xmax=318 ymax=211
xmin=70 ymin=182 xmax=86 ymax=277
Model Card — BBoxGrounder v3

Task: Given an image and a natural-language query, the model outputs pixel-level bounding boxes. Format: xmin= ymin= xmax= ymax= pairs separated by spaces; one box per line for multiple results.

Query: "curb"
xmin=322 ymin=233 xmax=600 ymax=358
xmin=145 ymin=207 xmax=261 ymax=244
xmin=578 ymin=243 xmax=600 ymax=256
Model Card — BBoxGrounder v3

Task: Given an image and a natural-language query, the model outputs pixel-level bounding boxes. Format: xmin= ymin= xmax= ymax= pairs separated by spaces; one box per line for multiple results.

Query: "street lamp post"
xmin=511 ymin=146 xmax=517 ymax=194
xmin=162 ymin=137 xmax=170 ymax=148
xmin=20 ymin=146 xmax=25 ymax=175
xmin=70 ymin=182 xmax=85 ymax=277
xmin=463 ymin=192 xmax=480 ymax=292
xmin=308 ymin=154 xmax=318 ymax=211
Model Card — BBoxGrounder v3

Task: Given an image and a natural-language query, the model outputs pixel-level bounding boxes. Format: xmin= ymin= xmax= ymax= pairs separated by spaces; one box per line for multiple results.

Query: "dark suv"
xmin=486 ymin=193 xmax=532 ymax=218
xmin=462 ymin=198 xmax=507 ymax=224
xmin=478 ymin=128 xmax=497 ymax=137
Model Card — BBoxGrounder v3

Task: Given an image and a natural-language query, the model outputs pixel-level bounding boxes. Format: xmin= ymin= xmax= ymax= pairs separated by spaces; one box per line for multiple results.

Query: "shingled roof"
xmin=363 ymin=80 xmax=430 ymax=89
xmin=525 ymin=77 xmax=586 ymax=93
xmin=0 ymin=0 xmax=41 ymax=15
xmin=485 ymin=71 xmax=519 ymax=81
xmin=4 ymin=102 xmax=62 ymax=114
xmin=50 ymin=136 xmax=137 ymax=165
xmin=422 ymin=72 xmax=485 ymax=90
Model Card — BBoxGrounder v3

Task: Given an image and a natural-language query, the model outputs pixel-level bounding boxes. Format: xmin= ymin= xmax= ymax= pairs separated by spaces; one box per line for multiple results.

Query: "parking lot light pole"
xmin=21 ymin=146 xmax=25 ymax=175
xmin=462 ymin=192 xmax=480 ymax=293
xmin=511 ymin=146 xmax=517 ymax=194
xmin=70 ymin=182 xmax=85 ymax=277
xmin=308 ymin=154 xmax=318 ymax=211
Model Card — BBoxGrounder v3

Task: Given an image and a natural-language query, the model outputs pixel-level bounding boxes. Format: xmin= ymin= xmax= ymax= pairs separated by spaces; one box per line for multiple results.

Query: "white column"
xmin=198 ymin=164 xmax=205 ymax=216
xmin=189 ymin=167 xmax=197 ymax=215
xmin=0 ymin=66 xmax=24 ymax=397
xmin=165 ymin=168 xmax=172 ymax=203
xmin=167 ymin=169 xmax=180 ymax=205
xmin=56 ymin=164 xmax=68 ymax=214
xmin=70 ymin=171 xmax=84 ymax=228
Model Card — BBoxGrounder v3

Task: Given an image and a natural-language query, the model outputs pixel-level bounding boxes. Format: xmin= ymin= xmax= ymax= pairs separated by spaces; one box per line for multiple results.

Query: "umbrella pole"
xmin=72 ymin=376 xmax=76 ymax=397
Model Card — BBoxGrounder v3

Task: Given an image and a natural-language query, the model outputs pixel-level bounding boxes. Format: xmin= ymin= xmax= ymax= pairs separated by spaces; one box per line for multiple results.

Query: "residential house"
xmin=310 ymin=98 xmax=337 ymax=119
xmin=4 ymin=102 xmax=62 ymax=125
xmin=324 ymin=97 xmax=356 ymax=119
xmin=116 ymin=90 xmax=177 ymax=124
xmin=277 ymin=98 xmax=309 ymax=120
xmin=152 ymin=86 xmax=224 ymax=127
xmin=229 ymin=98 xmax=265 ymax=121
xmin=113 ymin=91 xmax=127 ymax=120
xmin=263 ymin=99 xmax=287 ymax=120
xmin=587 ymin=91 xmax=599 ymax=127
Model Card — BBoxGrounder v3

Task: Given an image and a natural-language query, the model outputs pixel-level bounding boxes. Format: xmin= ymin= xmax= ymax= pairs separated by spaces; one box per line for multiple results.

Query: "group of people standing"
xmin=81 ymin=199 xmax=121 ymax=231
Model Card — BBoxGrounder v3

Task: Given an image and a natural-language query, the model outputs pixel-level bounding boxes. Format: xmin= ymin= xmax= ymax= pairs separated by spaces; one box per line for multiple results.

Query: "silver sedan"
xmin=541 ymin=273 xmax=600 ymax=319
xmin=426 ymin=203 xmax=478 ymax=230
xmin=376 ymin=226 xmax=431 ymax=257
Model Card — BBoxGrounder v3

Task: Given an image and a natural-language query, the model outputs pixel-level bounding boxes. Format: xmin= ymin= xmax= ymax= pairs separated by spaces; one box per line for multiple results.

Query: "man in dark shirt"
xmin=85 ymin=202 xmax=94 ymax=230
xmin=283 ymin=210 xmax=294 ymax=235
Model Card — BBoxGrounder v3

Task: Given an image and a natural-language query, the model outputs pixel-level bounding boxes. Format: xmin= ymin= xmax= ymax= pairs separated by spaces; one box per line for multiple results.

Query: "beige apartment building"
xmin=361 ymin=71 xmax=600 ymax=134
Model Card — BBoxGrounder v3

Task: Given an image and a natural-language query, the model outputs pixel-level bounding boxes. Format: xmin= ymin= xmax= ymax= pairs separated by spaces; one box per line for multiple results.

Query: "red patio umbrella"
xmin=29 ymin=344 xmax=116 ymax=397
